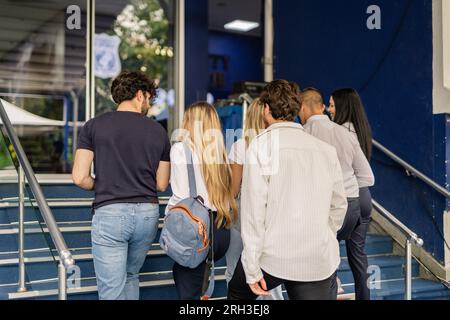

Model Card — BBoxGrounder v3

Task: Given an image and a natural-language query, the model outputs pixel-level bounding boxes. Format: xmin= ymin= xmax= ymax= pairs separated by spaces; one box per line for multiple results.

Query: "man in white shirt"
xmin=227 ymin=80 xmax=348 ymax=300
xmin=299 ymin=88 xmax=375 ymax=299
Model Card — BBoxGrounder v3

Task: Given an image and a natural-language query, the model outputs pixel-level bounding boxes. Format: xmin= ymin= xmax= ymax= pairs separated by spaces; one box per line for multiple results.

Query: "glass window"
xmin=0 ymin=0 xmax=177 ymax=175
xmin=0 ymin=1 xmax=87 ymax=174
xmin=94 ymin=0 xmax=176 ymax=133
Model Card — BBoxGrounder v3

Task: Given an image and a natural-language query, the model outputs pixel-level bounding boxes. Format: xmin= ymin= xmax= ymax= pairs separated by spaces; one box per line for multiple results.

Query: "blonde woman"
xmin=225 ymin=98 xmax=284 ymax=300
xmin=166 ymin=102 xmax=237 ymax=300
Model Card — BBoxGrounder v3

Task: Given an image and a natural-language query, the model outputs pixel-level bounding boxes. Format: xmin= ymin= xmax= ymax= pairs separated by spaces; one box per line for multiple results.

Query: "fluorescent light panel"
xmin=224 ymin=20 xmax=259 ymax=32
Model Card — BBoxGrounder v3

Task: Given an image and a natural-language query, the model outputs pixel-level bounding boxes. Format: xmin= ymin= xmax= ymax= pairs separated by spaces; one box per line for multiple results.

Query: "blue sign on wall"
xmin=95 ymin=33 xmax=121 ymax=79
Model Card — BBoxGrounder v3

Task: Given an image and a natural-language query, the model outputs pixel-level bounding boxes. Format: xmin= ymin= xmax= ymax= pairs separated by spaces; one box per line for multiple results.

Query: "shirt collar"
xmin=343 ymin=122 xmax=353 ymax=129
xmin=305 ymin=115 xmax=330 ymax=126
xmin=266 ymin=121 xmax=304 ymax=132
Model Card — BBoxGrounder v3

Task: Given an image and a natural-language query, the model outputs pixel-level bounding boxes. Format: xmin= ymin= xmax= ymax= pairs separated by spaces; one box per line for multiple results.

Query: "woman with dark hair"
xmin=329 ymin=88 xmax=373 ymax=300
xmin=329 ymin=89 xmax=372 ymax=160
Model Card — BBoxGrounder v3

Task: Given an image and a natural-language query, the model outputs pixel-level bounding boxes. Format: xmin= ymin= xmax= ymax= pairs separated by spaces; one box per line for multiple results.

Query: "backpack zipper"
xmin=170 ymin=205 xmax=210 ymax=252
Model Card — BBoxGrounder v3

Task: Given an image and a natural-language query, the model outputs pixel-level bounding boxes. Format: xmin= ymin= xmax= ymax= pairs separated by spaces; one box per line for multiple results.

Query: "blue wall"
xmin=208 ymin=31 xmax=263 ymax=99
xmin=186 ymin=0 xmax=209 ymax=106
xmin=185 ymin=2 xmax=263 ymax=103
xmin=274 ymin=0 xmax=447 ymax=262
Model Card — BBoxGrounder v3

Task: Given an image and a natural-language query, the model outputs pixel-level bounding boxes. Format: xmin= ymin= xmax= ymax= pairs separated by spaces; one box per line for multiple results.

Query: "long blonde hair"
xmin=179 ymin=102 xmax=237 ymax=229
xmin=244 ymin=98 xmax=267 ymax=147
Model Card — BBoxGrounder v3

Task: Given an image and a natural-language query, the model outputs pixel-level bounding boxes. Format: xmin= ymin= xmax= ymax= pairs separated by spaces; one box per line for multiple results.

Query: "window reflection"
xmin=95 ymin=0 xmax=176 ymax=132
xmin=0 ymin=1 xmax=87 ymax=174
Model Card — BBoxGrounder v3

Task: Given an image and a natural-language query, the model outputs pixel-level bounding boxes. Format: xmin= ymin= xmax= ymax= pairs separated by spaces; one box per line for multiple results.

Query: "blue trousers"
xmin=91 ymin=203 xmax=160 ymax=300
xmin=337 ymin=189 xmax=372 ymax=300
xmin=346 ymin=188 xmax=372 ymax=300
xmin=173 ymin=216 xmax=230 ymax=300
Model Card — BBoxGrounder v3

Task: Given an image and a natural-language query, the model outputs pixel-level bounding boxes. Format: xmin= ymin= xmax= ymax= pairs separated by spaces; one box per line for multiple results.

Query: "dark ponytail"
xmin=332 ymin=88 xmax=373 ymax=160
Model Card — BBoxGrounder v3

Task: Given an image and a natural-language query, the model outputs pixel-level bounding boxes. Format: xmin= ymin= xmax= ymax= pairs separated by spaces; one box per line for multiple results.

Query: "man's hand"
xmin=72 ymin=149 xmax=95 ymax=191
xmin=156 ymin=161 xmax=170 ymax=192
xmin=249 ymin=277 xmax=271 ymax=297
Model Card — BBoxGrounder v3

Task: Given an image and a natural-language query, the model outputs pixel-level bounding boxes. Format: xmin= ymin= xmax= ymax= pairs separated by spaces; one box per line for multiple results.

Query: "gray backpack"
xmin=159 ymin=143 xmax=215 ymax=299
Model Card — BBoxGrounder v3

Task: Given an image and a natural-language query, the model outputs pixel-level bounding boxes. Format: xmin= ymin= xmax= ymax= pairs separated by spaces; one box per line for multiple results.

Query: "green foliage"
xmin=0 ymin=132 xmax=13 ymax=169
xmin=95 ymin=0 xmax=174 ymax=115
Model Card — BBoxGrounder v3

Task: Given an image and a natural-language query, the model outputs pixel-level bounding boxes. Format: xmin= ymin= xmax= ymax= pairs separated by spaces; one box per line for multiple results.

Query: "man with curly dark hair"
xmin=259 ymin=79 xmax=301 ymax=122
xmin=72 ymin=71 xmax=171 ymax=300
xmin=228 ymin=80 xmax=347 ymax=300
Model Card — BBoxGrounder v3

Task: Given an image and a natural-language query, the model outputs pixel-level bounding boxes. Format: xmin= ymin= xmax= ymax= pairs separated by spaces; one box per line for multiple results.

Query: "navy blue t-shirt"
xmin=77 ymin=111 xmax=171 ymax=209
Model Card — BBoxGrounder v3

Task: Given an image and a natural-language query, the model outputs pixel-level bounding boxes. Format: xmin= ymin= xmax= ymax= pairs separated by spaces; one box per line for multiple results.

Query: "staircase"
xmin=0 ymin=182 xmax=449 ymax=300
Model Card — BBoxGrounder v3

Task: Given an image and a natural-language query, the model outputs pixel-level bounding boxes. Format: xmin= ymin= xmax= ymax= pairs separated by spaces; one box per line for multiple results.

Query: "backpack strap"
xmin=182 ymin=142 xmax=198 ymax=198
xmin=201 ymin=210 xmax=215 ymax=300
xmin=182 ymin=143 xmax=215 ymax=299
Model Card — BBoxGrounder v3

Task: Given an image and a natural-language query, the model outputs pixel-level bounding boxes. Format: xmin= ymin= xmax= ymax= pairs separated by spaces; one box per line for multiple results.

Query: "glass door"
xmin=94 ymin=0 xmax=176 ymax=134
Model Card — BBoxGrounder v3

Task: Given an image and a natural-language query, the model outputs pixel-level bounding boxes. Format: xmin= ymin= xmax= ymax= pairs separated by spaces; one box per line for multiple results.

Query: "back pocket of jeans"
xmin=93 ymin=215 xmax=124 ymax=245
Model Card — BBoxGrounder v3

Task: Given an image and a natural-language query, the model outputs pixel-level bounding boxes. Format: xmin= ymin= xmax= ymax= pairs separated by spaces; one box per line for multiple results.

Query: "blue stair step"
xmin=339 ymin=236 xmax=392 ymax=257
xmin=338 ymin=255 xmax=419 ymax=284
xmin=0 ymin=184 xmax=172 ymax=200
xmin=0 ymin=202 xmax=168 ymax=225
xmin=2 ymin=182 xmax=450 ymax=301
xmin=3 ymin=268 xmax=229 ymax=300
xmin=0 ymin=184 xmax=93 ymax=200
xmin=0 ymin=226 xmax=164 ymax=252
xmin=0 ymin=214 xmax=393 ymax=256
xmin=0 ymin=260 xmax=58 ymax=288
xmin=0 ymin=251 xmax=413 ymax=289
xmin=338 ymin=277 xmax=450 ymax=300
xmin=0 ymin=250 xmax=227 ymax=286
xmin=371 ymin=278 xmax=450 ymax=300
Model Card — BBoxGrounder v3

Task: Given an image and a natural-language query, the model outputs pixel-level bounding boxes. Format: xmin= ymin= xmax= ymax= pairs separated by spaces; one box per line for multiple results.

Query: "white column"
xmin=86 ymin=0 xmax=95 ymax=120
xmin=432 ymin=0 xmax=450 ymax=114
xmin=175 ymin=0 xmax=186 ymax=129
xmin=264 ymin=0 xmax=274 ymax=82
xmin=443 ymin=0 xmax=450 ymax=90
xmin=444 ymin=211 xmax=450 ymax=272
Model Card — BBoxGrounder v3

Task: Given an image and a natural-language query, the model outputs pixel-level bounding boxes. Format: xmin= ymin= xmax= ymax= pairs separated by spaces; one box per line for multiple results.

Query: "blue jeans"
xmin=92 ymin=203 xmax=160 ymax=300
xmin=225 ymin=224 xmax=285 ymax=300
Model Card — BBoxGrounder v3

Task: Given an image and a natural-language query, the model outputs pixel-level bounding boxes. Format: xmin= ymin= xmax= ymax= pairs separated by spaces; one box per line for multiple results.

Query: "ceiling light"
xmin=224 ymin=20 xmax=259 ymax=32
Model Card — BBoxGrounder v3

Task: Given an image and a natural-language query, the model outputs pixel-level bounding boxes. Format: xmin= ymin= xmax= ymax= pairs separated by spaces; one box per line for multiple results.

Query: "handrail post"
xmin=1 ymin=99 xmax=76 ymax=299
xmin=239 ymin=93 xmax=253 ymax=133
xmin=242 ymin=100 xmax=248 ymax=132
xmin=18 ymin=165 xmax=27 ymax=293
xmin=405 ymin=238 xmax=412 ymax=300
xmin=58 ymin=262 xmax=67 ymax=300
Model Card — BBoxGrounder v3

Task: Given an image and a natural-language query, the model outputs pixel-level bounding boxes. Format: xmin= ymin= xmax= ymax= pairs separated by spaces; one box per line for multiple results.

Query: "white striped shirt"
xmin=240 ymin=122 xmax=348 ymax=284
xmin=304 ymin=116 xmax=375 ymax=198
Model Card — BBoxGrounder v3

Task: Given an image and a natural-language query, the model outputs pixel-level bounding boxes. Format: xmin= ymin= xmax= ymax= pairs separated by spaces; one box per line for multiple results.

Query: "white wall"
xmin=445 ymin=212 xmax=450 ymax=269
xmin=443 ymin=1 xmax=450 ymax=90
xmin=433 ymin=0 xmax=450 ymax=114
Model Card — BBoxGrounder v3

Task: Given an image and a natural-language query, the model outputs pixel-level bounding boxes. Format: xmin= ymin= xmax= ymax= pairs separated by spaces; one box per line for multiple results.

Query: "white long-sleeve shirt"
xmin=166 ymin=142 xmax=217 ymax=213
xmin=240 ymin=122 xmax=348 ymax=284
xmin=304 ymin=115 xmax=375 ymax=197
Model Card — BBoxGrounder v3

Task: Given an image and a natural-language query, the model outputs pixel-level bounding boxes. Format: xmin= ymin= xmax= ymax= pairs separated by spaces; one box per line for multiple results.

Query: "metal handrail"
xmin=372 ymin=200 xmax=424 ymax=247
xmin=372 ymin=200 xmax=424 ymax=300
xmin=372 ymin=140 xmax=450 ymax=299
xmin=0 ymin=99 xmax=75 ymax=299
xmin=373 ymin=139 xmax=450 ymax=198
